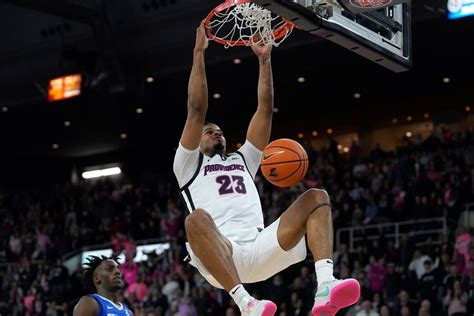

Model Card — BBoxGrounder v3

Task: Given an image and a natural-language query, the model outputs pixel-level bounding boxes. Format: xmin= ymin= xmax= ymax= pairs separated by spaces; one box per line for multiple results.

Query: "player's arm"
xmin=73 ymin=296 xmax=99 ymax=316
xmin=246 ymin=43 xmax=274 ymax=151
xmin=180 ymin=21 xmax=209 ymax=150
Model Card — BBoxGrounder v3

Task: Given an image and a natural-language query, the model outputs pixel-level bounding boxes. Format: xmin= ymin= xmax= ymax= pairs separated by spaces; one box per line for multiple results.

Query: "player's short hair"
xmin=203 ymin=122 xmax=223 ymax=133
xmin=82 ymin=255 xmax=119 ymax=293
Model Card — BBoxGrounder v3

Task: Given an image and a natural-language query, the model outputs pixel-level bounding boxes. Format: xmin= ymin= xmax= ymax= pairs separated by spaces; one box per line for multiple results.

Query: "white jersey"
xmin=173 ymin=141 xmax=264 ymax=242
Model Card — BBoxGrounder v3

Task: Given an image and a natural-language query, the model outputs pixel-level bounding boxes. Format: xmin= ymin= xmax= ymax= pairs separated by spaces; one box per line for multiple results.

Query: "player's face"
xmin=95 ymin=259 xmax=124 ymax=292
xmin=201 ymin=123 xmax=226 ymax=156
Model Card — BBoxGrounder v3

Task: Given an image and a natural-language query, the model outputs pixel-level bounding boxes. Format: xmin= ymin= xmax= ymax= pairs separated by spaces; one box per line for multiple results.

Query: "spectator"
xmin=409 ymin=250 xmax=436 ymax=280
xmin=443 ymin=280 xmax=468 ymax=315
xmin=9 ymin=231 xmax=22 ymax=260
xmin=32 ymin=229 xmax=52 ymax=260
xmin=384 ymin=262 xmax=401 ymax=307
xmin=368 ymin=258 xmax=387 ymax=293
xmin=418 ymin=299 xmax=431 ymax=316
xmin=394 ymin=290 xmax=416 ymax=316
xmin=379 ymin=305 xmax=390 ymax=316
xmin=162 ymin=273 xmax=181 ymax=304
xmin=356 ymin=300 xmax=379 ymax=316
xmin=121 ymin=259 xmax=139 ymax=286
xmin=125 ymin=274 xmax=149 ymax=302
xmin=419 ymin=259 xmax=437 ymax=303
xmin=178 ymin=295 xmax=198 ymax=316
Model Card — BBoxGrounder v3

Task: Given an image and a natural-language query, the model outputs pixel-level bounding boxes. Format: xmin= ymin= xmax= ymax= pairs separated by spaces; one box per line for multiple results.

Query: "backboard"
xmin=252 ymin=0 xmax=412 ymax=72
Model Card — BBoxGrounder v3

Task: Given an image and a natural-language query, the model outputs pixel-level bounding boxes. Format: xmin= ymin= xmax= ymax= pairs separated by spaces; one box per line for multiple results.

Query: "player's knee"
xmin=185 ymin=209 xmax=212 ymax=234
xmin=304 ymin=188 xmax=330 ymax=209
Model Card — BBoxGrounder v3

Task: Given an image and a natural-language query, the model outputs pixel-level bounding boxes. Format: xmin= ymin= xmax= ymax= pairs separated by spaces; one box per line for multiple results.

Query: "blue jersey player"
xmin=73 ymin=256 xmax=132 ymax=316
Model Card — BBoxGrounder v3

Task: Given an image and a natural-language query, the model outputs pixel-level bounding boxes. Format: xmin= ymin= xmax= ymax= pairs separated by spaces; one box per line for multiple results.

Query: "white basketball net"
xmin=208 ymin=3 xmax=293 ymax=48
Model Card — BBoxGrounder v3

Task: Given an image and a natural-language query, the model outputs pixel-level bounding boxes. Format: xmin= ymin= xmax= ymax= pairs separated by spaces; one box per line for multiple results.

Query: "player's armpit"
xmin=73 ymin=296 xmax=99 ymax=316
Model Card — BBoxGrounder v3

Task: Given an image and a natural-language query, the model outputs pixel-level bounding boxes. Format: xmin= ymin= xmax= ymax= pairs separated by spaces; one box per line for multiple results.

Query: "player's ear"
xmin=94 ymin=272 xmax=101 ymax=285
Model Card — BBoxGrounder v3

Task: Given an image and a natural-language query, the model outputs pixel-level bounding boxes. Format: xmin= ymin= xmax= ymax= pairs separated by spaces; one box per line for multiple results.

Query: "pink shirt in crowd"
xmin=368 ymin=264 xmax=387 ymax=293
xmin=123 ymin=240 xmax=137 ymax=261
xmin=36 ymin=232 xmax=51 ymax=251
xmin=126 ymin=282 xmax=149 ymax=302
xmin=23 ymin=295 xmax=35 ymax=313
xmin=121 ymin=262 xmax=138 ymax=286
xmin=456 ymin=233 xmax=472 ymax=275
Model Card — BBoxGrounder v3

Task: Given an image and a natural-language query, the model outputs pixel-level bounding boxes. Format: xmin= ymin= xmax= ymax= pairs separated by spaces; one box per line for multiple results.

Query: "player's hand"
xmin=194 ymin=21 xmax=209 ymax=52
xmin=251 ymin=42 xmax=272 ymax=57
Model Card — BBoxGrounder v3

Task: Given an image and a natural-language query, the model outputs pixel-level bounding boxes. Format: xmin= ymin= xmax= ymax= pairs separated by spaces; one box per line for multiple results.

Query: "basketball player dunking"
xmin=173 ymin=22 xmax=361 ymax=316
xmin=73 ymin=256 xmax=132 ymax=316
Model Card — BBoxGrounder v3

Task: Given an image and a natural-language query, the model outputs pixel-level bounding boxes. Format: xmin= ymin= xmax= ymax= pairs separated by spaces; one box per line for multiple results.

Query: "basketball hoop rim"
xmin=204 ymin=0 xmax=296 ymax=46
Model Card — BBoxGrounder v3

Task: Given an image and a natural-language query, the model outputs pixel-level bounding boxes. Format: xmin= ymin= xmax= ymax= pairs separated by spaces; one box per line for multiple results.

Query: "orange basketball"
xmin=260 ymin=138 xmax=309 ymax=187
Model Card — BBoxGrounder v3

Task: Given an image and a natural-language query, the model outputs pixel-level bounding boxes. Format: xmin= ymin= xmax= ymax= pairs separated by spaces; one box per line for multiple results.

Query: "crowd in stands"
xmin=0 ymin=126 xmax=473 ymax=315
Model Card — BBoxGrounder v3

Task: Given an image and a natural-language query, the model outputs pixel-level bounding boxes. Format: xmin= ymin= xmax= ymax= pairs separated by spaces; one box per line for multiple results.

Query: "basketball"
xmin=260 ymin=138 xmax=309 ymax=187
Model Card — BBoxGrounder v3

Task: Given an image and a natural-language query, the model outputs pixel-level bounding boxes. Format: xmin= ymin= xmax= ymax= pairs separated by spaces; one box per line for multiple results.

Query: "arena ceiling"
xmin=0 ymin=0 xmax=472 ymax=166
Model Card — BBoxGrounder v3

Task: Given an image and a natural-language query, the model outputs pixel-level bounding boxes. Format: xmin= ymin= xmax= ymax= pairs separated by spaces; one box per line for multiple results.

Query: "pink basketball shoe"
xmin=242 ymin=298 xmax=277 ymax=316
xmin=312 ymin=278 xmax=360 ymax=316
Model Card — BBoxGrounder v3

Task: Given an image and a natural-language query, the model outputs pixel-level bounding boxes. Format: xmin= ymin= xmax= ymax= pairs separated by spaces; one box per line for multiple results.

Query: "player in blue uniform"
xmin=73 ymin=256 xmax=132 ymax=316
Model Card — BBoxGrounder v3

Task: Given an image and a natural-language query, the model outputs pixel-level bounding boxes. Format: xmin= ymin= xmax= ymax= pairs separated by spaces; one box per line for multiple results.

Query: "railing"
xmin=336 ymin=217 xmax=448 ymax=253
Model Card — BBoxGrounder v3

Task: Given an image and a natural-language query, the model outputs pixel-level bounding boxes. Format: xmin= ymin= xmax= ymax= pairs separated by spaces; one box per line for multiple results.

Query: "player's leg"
xmin=276 ymin=188 xmax=360 ymax=315
xmin=185 ymin=209 xmax=277 ymax=315
xmin=185 ymin=209 xmax=239 ymax=291
xmin=277 ymin=188 xmax=333 ymax=260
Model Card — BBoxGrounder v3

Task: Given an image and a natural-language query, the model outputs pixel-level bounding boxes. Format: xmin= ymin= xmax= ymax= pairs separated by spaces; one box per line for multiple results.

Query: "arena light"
xmin=48 ymin=74 xmax=82 ymax=102
xmin=80 ymin=242 xmax=170 ymax=265
xmin=448 ymin=0 xmax=474 ymax=19
xmin=82 ymin=167 xmax=121 ymax=179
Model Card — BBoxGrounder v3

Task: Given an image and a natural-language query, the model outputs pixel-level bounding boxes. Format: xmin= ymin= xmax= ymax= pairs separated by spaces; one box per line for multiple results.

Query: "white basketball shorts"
xmin=185 ymin=217 xmax=307 ymax=289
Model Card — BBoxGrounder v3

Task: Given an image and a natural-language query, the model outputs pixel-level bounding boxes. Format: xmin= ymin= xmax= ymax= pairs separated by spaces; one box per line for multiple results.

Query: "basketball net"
xmin=205 ymin=1 xmax=295 ymax=48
